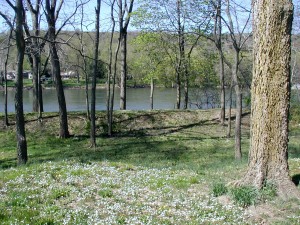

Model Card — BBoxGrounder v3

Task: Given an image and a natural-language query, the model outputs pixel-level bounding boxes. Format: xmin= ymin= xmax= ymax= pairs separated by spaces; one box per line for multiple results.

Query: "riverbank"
xmin=0 ymin=78 xmax=176 ymax=91
xmin=0 ymin=109 xmax=299 ymax=224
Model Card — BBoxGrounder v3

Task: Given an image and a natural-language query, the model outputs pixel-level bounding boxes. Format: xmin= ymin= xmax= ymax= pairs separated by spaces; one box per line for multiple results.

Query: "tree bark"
xmin=227 ymin=81 xmax=233 ymax=138
xmin=176 ymin=71 xmax=181 ymax=109
xmin=45 ymin=0 xmax=69 ymax=138
xmin=183 ymin=60 xmax=189 ymax=110
xmin=91 ymin=0 xmax=101 ymax=147
xmin=150 ymin=77 xmax=154 ymax=110
xmin=26 ymin=0 xmax=43 ymax=114
xmin=15 ymin=0 xmax=28 ymax=165
xmin=118 ymin=0 xmax=134 ymax=110
xmin=215 ymin=0 xmax=226 ymax=125
xmin=120 ymin=31 xmax=127 ymax=110
xmin=176 ymin=0 xmax=185 ymax=110
xmin=243 ymin=0 xmax=299 ymax=198
xmin=107 ymin=0 xmax=117 ymax=137
xmin=219 ymin=51 xmax=226 ymax=125
xmin=4 ymin=27 xmax=13 ymax=127
xmin=232 ymin=52 xmax=242 ymax=160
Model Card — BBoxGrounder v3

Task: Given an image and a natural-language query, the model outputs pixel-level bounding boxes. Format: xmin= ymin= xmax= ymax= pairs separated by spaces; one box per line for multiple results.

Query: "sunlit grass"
xmin=0 ymin=109 xmax=299 ymax=224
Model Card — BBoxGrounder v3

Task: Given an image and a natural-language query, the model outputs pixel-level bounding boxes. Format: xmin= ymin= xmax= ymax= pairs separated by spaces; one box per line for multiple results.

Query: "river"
xmin=0 ymin=87 xmax=225 ymax=113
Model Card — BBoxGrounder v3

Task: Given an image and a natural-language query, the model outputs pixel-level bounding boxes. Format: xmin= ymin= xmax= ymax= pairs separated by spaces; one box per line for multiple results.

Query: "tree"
xmin=3 ymin=25 xmax=14 ymax=127
xmin=134 ymin=0 xmax=210 ymax=109
xmin=223 ymin=0 xmax=251 ymax=160
xmin=131 ymin=32 xmax=165 ymax=109
xmin=45 ymin=0 xmax=70 ymax=138
xmin=209 ymin=0 xmax=226 ymax=125
xmin=24 ymin=0 xmax=44 ymax=114
xmin=0 ymin=0 xmax=28 ymax=164
xmin=107 ymin=0 xmax=121 ymax=136
xmin=241 ymin=0 xmax=299 ymax=198
xmin=118 ymin=0 xmax=134 ymax=110
xmin=90 ymin=0 xmax=101 ymax=147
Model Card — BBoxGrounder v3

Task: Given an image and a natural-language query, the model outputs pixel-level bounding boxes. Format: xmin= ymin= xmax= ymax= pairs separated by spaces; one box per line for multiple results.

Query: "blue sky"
xmin=1 ymin=0 xmax=300 ymax=33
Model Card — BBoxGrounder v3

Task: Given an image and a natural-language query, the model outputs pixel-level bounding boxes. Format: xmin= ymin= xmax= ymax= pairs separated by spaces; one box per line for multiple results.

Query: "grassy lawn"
xmin=0 ymin=109 xmax=299 ymax=224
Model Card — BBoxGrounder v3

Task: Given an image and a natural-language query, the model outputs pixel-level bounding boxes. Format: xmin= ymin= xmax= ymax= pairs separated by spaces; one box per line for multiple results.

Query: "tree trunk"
xmin=15 ymin=0 xmax=28 ymax=165
xmin=118 ymin=0 xmax=134 ymax=110
xmin=183 ymin=63 xmax=189 ymax=110
xmin=150 ymin=77 xmax=154 ymax=110
xmin=219 ymin=50 xmax=225 ymax=125
xmin=176 ymin=71 xmax=181 ymax=109
xmin=85 ymin=67 xmax=90 ymax=120
xmin=120 ymin=31 xmax=127 ymax=110
xmin=32 ymin=55 xmax=43 ymax=113
xmin=176 ymin=0 xmax=184 ymax=110
xmin=243 ymin=0 xmax=298 ymax=198
xmin=233 ymin=52 xmax=242 ymax=160
xmin=50 ymin=42 xmax=69 ymax=138
xmin=24 ymin=0 xmax=43 ymax=114
xmin=79 ymin=4 xmax=90 ymax=120
xmin=227 ymin=84 xmax=233 ymax=138
xmin=91 ymin=0 xmax=101 ymax=147
xmin=45 ymin=0 xmax=69 ymax=138
xmin=4 ymin=60 xmax=9 ymax=126
xmin=107 ymin=0 xmax=117 ymax=137
xmin=4 ymin=27 xmax=13 ymax=127
xmin=215 ymin=0 xmax=226 ymax=125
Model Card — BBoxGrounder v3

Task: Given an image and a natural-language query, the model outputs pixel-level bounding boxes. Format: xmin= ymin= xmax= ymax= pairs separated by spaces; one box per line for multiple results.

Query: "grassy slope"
xmin=0 ymin=109 xmax=299 ymax=224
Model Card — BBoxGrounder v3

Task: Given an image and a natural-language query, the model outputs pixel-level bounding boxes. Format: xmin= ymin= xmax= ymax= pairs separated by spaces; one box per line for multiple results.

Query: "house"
xmin=60 ymin=70 xmax=78 ymax=80
xmin=23 ymin=71 xmax=32 ymax=79
xmin=5 ymin=71 xmax=33 ymax=80
xmin=7 ymin=71 xmax=16 ymax=80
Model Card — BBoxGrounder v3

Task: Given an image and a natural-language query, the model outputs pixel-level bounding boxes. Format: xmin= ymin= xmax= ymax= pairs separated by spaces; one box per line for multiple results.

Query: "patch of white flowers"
xmin=1 ymin=160 xmax=250 ymax=224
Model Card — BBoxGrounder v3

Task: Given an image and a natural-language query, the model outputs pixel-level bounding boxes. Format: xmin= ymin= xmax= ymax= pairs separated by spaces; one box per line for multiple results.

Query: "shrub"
xmin=212 ymin=182 xmax=228 ymax=197
xmin=230 ymin=186 xmax=258 ymax=207
xmin=259 ymin=182 xmax=277 ymax=202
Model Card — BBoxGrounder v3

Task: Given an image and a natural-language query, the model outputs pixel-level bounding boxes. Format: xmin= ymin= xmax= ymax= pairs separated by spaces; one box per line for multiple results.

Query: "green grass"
xmin=0 ymin=109 xmax=299 ymax=224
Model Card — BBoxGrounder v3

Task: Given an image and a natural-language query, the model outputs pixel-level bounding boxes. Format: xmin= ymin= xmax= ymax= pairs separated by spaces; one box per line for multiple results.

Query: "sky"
xmin=0 ymin=0 xmax=300 ymax=34
xmin=0 ymin=0 xmax=253 ymax=33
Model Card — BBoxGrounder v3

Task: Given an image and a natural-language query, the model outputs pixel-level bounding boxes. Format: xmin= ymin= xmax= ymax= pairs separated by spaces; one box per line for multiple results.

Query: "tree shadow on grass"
xmin=0 ymin=157 xmax=17 ymax=169
xmin=0 ymin=111 xmax=242 ymax=170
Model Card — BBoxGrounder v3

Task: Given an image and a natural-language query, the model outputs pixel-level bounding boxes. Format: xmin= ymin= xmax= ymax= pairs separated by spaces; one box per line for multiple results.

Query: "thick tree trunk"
xmin=243 ymin=0 xmax=298 ymax=198
xmin=15 ymin=0 xmax=28 ymax=165
xmin=120 ymin=31 xmax=127 ymax=110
